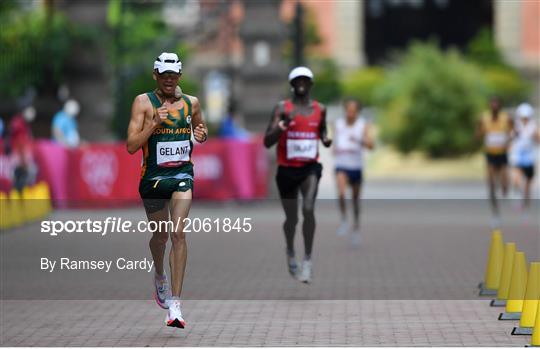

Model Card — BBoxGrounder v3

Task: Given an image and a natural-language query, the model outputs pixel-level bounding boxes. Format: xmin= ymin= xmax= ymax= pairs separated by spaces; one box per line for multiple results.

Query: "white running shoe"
xmin=287 ymin=253 xmax=298 ymax=278
xmin=298 ymin=259 xmax=312 ymax=284
xmin=337 ymin=221 xmax=349 ymax=236
xmin=153 ymin=273 xmax=170 ymax=309
xmin=165 ymin=298 xmax=186 ymax=328
xmin=350 ymin=230 xmax=362 ymax=247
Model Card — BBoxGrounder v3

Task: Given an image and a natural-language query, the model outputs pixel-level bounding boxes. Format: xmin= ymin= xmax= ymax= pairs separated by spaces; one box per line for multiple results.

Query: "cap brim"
xmin=157 ymin=68 xmax=180 ymax=74
xmin=289 ymin=75 xmax=312 ymax=83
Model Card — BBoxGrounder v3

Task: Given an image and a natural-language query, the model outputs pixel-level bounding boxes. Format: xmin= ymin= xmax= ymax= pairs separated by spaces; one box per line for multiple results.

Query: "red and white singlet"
xmin=277 ymin=99 xmax=322 ymax=167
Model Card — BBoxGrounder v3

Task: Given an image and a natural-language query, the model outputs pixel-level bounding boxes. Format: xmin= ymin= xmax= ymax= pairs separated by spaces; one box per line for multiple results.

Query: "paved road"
xmin=1 ymin=184 xmax=539 ymax=346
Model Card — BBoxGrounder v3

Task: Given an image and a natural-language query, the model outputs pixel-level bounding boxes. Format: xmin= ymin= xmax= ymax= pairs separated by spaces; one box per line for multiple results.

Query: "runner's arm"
xmin=508 ymin=117 xmax=515 ymax=139
xmin=319 ymin=104 xmax=332 ymax=147
xmin=126 ymin=95 xmax=159 ymax=154
xmin=264 ymin=103 xmax=286 ymax=148
xmin=534 ymin=125 xmax=540 ymax=143
xmin=189 ymin=96 xmax=208 ymax=143
xmin=362 ymin=122 xmax=375 ymax=150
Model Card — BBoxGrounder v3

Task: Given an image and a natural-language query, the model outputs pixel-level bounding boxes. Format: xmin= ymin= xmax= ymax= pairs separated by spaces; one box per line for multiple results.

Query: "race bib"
xmin=485 ymin=132 xmax=507 ymax=148
xmin=286 ymin=139 xmax=317 ymax=160
xmin=157 ymin=140 xmax=190 ymax=167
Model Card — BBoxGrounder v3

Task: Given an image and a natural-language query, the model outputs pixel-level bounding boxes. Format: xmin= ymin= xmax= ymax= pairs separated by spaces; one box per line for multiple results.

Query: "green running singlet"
xmin=140 ymin=91 xmax=194 ymax=182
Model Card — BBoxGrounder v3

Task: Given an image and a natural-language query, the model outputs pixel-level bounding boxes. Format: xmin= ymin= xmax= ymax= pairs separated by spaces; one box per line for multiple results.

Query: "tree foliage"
xmin=375 ymin=42 xmax=487 ymax=158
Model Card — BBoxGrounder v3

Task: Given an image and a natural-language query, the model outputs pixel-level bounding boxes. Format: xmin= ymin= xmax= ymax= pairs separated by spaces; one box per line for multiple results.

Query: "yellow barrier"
xmin=531 ymin=301 xmax=540 ymax=346
xmin=0 ymin=191 xmax=12 ymax=229
xmin=491 ymin=242 xmax=516 ymax=307
xmin=499 ymin=251 xmax=528 ymax=320
xmin=512 ymin=262 xmax=540 ymax=335
xmin=480 ymin=229 xmax=504 ymax=296
xmin=1 ymin=182 xmax=52 ymax=230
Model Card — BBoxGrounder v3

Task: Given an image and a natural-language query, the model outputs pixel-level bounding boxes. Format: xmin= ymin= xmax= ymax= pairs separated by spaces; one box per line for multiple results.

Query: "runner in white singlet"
xmin=333 ymin=98 xmax=374 ymax=246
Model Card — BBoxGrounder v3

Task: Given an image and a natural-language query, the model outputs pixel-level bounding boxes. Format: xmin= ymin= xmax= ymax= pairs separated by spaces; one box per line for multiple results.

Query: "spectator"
xmin=52 ymin=99 xmax=81 ymax=148
xmin=0 ymin=116 xmax=4 ymax=154
xmin=9 ymin=106 xmax=37 ymax=191
xmin=218 ymin=102 xmax=250 ymax=140
xmin=512 ymin=103 xmax=538 ymax=209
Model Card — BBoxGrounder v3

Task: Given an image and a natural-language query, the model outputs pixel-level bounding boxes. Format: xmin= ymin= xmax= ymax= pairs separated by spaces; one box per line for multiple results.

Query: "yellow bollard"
xmin=499 ymin=251 xmax=528 ymax=320
xmin=9 ymin=189 xmax=24 ymax=227
xmin=0 ymin=191 xmax=12 ymax=229
xmin=530 ymin=301 xmax=540 ymax=346
xmin=480 ymin=229 xmax=504 ymax=296
xmin=491 ymin=242 xmax=516 ymax=307
xmin=34 ymin=181 xmax=52 ymax=218
xmin=513 ymin=262 xmax=540 ymax=335
xmin=21 ymin=185 xmax=36 ymax=221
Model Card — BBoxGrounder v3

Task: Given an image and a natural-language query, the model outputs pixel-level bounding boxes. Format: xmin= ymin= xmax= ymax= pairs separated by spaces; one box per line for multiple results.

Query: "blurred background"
xmin=1 ymin=0 xmax=539 ymax=313
xmin=0 ymin=0 xmax=538 ymax=205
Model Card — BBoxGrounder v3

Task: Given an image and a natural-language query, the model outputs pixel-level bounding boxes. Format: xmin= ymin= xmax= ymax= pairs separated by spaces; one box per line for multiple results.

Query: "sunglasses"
xmin=157 ymin=71 xmax=181 ymax=78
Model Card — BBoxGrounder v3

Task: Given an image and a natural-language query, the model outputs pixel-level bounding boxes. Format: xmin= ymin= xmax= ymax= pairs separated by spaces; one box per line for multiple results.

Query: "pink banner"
xmin=33 ymin=140 xmax=70 ymax=205
xmin=31 ymin=137 xmax=267 ymax=207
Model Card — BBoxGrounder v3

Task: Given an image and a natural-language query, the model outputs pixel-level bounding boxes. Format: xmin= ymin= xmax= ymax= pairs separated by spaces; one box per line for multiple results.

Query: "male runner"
xmin=126 ymin=52 xmax=207 ymax=328
xmin=334 ymin=98 xmax=374 ymax=246
xmin=512 ymin=103 xmax=538 ymax=209
xmin=264 ymin=66 xmax=331 ymax=283
xmin=476 ymin=96 xmax=512 ymax=226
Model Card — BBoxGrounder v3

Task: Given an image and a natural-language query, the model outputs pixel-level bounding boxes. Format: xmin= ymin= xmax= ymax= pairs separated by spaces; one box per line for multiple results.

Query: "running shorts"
xmin=335 ymin=167 xmax=363 ymax=185
xmin=139 ymin=178 xmax=194 ymax=213
xmin=276 ymin=162 xmax=322 ymax=197
xmin=519 ymin=165 xmax=535 ymax=180
xmin=485 ymin=153 xmax=508 ymax=169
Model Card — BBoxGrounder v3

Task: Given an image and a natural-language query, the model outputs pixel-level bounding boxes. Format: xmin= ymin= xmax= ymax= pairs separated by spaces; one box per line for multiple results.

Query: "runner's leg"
xmin=169 ymin=190 xmax=191 ymax=297
xmin=500 ymin=164 xmax=509 ymax=197
xmin=336 ymin=171 xmax=348 ymax=220
xmin=300 ymin=174 xmax=319 ymax=259
xmin=281 ymin=194 xmax=299 ymax=255
xmin=487 ymin=164 xmax=499 ymax=216
xmin=147 ymin=204 xmax=170 ymax=276
xmin=352 ymin=182 xmax=361 ymax=231
xmin=523 ymin=170 xmax=532 ymax=209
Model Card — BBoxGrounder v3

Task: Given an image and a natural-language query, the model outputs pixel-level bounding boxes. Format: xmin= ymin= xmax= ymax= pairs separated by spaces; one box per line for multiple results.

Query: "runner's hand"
xmin=194 ymin=123 xmax=207 ymax=143
xmin=153 ymin=102 xmax=169 ymax=128
xmin=278 ymin=120 xmax=288 ymax=131
xmin=278 ymin=110 xmax=291 ymax=131
xmin=322 ymin=137 xmax=332 ymax=147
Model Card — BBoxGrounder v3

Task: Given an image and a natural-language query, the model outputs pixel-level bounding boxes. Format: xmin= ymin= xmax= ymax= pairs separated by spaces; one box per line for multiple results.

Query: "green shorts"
xmin=139 ymin=178 xmax=193 ymax=213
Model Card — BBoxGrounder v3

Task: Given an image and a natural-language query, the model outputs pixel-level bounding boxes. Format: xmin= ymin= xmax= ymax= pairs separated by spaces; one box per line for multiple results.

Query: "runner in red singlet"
xmin=263 ymin=66 xmax=332 ymax=284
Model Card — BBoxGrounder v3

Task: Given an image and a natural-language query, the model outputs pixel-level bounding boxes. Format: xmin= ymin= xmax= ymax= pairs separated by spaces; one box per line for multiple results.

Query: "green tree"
xmin=376 ymin=42 xmax=487 ymax=158
xmin=107 ymin=0 xmax=199 ymax=139
xmin=311 ymin=58 xmax=342 ymax=104
xmin=466 ymin=28 xmax=530 ymax=105
xmin=0 ymin=2 xmax=85 ymax=97
xmin=341 ymin=67 xmax=385 ymax=106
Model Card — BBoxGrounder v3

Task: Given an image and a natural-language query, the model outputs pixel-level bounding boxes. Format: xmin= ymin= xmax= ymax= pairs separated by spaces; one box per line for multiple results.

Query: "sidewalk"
xmin=1 ymin=300 xmax=531 ymax=346
xmin=1 ymin=182 xmax=538 ymax=346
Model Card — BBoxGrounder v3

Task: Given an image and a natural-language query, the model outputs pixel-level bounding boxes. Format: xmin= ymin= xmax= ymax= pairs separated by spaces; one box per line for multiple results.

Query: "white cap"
xmin=154 ymin=52 xmax=182 ymax=73
xmin=23 ymin=106 xmax=36 ymax=122
xmin=516 ymin=103 xmax=534 ymax=119
xmin=288 ymin=66 xmax=314 ymax=82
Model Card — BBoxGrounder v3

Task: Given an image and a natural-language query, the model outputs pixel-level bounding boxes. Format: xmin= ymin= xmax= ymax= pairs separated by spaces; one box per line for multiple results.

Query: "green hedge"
xmin=375 ymin=42 xmax=487 ymax=158
xmin=341 ymin=67 xmax=385 ymax=106
xmin=0 ymin=5 xmax=82 ymax=97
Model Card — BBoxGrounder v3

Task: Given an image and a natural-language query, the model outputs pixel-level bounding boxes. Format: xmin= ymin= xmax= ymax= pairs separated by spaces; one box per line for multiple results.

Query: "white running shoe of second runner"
xmin=165 ymin=298 xmax=186 ymax=328
xmin=298 ymin=259 xmax=312 ymax=283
